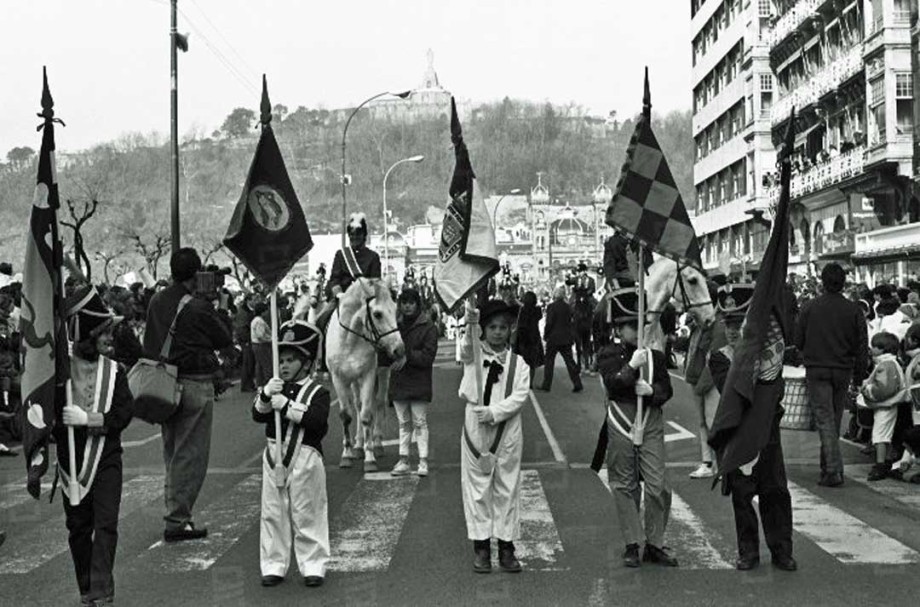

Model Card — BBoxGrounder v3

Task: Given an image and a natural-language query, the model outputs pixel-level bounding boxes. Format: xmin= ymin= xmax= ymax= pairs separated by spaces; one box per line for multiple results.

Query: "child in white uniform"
xmin=253 ymin=320 xmax=331 ymax=588
xmin=459 ymin=299 xmax=531 ymax=573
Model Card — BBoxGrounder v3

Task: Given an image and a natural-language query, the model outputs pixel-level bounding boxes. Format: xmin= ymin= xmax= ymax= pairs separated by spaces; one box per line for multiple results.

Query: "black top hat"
xmin=64 ymin=285 xmax=123 ymax=343
xmin=577 ymin=261 xmax=588 ymax=272
xmin=278 ymin=319 xmax=322 ymax=362
xmin=608 ymin=287 xmax=647 ymax=323
xmin=479 ymin=299 xmax=520 ymax=328
xmin=346 ymin=212 xmax=368 ymax=236
xmin=0 ymin=262 xmax=12 ymax=276
xmin=716 ymin=283 xmax=754 ymax=319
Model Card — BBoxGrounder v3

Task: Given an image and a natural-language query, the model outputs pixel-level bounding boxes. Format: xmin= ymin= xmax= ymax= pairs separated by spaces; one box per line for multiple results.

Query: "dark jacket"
xmin=513 ymin=305 xmax=545 ymax=368
xmin=325 ymin=246 xmax=381 ymax=299
xmin=253 ymin=379 xmax=330 ymax=457
xmin=389 ymin=313 xmax=438 ymax=402
xmin=233 ymin=305 xmax=254 ymax=344
xmin=597 ymin=342 xmax=673 ymax=410
xmin=794 ymin=292 xmax=869 ymax=382
xmin=143 ymin=283 xmax=233 ymax=376
xmin=544 ymin=299 xmax=576 ymax=347
xmin=111 ymin=322 xmax=143 ymax=369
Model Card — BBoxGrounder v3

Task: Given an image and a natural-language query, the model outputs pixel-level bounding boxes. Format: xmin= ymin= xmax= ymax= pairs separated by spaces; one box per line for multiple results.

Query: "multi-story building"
xmin=690 ymin=0 xmax=778 ymax=274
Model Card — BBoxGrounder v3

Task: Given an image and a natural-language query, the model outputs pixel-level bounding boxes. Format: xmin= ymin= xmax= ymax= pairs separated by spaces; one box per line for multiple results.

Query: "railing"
xmin=771 ymin=44 xmax=863 ymax=126
xmin=766 ymin=0 xmax=823 ymax=49
xmin=766 ymin=145 xmax=866 ymax=203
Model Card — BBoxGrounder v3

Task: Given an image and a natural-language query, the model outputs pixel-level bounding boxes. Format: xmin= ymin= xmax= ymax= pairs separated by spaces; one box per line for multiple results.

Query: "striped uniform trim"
xmin=265 ymin=381 xmax=323 ymax=470
xmin=341 ymin=247 xmax=363 ymax=280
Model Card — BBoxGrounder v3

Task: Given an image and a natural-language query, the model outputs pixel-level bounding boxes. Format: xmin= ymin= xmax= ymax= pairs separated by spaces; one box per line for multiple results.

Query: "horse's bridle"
xmin=647 ymin=262 xmax=711 ymax=316
xmin=336 ymin=278 xmax=400 ymax=350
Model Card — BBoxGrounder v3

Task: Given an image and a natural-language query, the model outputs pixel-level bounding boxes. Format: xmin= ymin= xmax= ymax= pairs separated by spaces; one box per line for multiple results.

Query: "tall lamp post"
xmin=490 ymin=189 xmax=523 ymax=228
xmin=382 ymin=155 xmax=425 ymax=277
xmin=341 ymin=90 xmax=413 ymax=247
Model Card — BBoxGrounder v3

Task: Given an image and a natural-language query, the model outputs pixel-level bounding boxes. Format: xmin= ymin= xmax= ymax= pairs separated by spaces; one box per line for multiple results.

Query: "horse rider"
xmin=314 ymin=212 xmax=382 ymax=333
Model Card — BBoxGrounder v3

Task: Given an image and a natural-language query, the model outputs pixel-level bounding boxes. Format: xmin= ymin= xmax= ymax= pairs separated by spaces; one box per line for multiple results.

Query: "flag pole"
xmin=65 ymin=378 xmax=79 ymax=506
xmin=270 ymin=291 xmax=285 ymax=488
xmin=633 ymin=246 xmax=646 ymax=447
xmin=466 ymin=297 xmax=483 ymax=402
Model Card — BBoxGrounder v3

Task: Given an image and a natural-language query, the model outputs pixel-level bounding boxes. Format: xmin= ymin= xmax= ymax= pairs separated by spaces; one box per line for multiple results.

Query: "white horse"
xmin=325 ymin=278 xmax=404 ymax=472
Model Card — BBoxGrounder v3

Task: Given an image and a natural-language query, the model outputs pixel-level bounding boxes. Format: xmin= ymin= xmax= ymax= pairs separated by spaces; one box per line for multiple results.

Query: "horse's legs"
xmin=350 ymin=383 xmax=365 ymax=452
xmin=371 ymin=367 xmax=389 ymax=459
xmin=358 ymin=371 xmax=378 ymax=472
xmin=330 ymin=372 xmax=355 ymax=467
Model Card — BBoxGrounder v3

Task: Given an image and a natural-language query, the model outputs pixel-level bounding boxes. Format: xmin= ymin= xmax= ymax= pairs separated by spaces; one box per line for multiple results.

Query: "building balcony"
xmin=765 ymin=145 xmax=866 ymax=204
xmin=771 ymin=45 xmax=863 ymax=126
xmin=854 ymin=222 xmax=920 ymax=265
xmin=766 ymin=0 xmax=824 ymax=50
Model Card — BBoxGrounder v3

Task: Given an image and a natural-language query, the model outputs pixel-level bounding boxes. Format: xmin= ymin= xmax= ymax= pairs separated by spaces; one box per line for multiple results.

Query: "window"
xmin=759 ymin=74 xmax=773 ymax=92
xmin=896 ymin=73 xmax=913 ymax=98
xmin=896 ymin=74 xmax=913 ymax=135
xmin=871 ymin=77 xmax=885 ymax=106
xmin=894 ymin=0 xmax=911 ymax=23
xmin=758 ymin=0 xmax=772 ymax=18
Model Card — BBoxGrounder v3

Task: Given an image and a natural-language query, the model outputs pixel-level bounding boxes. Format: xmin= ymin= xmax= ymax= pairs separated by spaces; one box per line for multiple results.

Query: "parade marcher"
xmin=794 ymin=263 xmax=869 ymax=486
xmin=684 ymin=289 xmax=729 ymax=479
xmin=59 ymin=285 xmax=134 ymax=606
xmin=537 ymin=286 xmax=583 ymax=393
xmin=459 ymin=299 xmax=530 ymax=574
xmin=512 ymin=291 xmax=544 ymax=387
xmin=143 ymin=248 xmax=233 ymax=542
xmin=389 ymin=288 xmax=438 ymax=477
xmin=857 ymin=331 xmax=905 ymax=481
xmin=596 ymin=286 xmax=677 ymax=568
xmin=253 ymin=320 xmax=331 ymax=588
xmin=709 ymin=283 xmax=796 ymax=572
xmin=315 ymin=212 xmax=382 ymax=332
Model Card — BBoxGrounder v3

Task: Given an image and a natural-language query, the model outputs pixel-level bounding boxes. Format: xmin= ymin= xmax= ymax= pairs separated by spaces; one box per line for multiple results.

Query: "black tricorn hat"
xmin=479 ymin=299 xmax=520 ymax=328
xmin=609 ymin=286 xmax=647 ymax=323
xmin=65 ymin=285 xmax=123 ymax=343
xmin=346 ymin=212 xmax=368 ymax=236
xmin=717 ymin=283 xmax=755 ymax=319
xmin=278 ymin=319 xmax=322 ymax=361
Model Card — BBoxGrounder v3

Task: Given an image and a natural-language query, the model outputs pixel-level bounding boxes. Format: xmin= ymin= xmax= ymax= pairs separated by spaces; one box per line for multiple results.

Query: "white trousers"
xmin=460 ymin=408 xmax=523 ymax=541
xmin=260 ymin=445 xmax=330 ymax=578
xmin=694 ymin=387 xmax=720 ymax=463
xmin=393 ymin=400 xmax=429 ymax=459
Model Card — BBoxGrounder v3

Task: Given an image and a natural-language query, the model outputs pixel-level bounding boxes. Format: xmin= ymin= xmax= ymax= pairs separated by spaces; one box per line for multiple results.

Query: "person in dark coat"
xmin=234 ymin=293 xmax=259 ymax=392
xmin=513 ymin=291 xmax=545 ymax=387
xmin=537 ymin=287 xmax=583 ymax=393
xmin=389 ymin=288 xmax=438 ymax=477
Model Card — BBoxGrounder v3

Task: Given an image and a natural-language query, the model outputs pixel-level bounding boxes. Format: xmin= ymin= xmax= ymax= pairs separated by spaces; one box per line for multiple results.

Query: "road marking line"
xmin=593 ymin=468 xmax=732 ymax=569
xmin=528 ymin=389 xmax=566 ymax=464
xmin=0 ymin=481 xmax=52 ymax=511
xmin=3 ymin=475 xmax=163 ymax=574
xmin=664 ymin=421 xmax=696 ymax=443
xmin=787 ymin=481 xmax=920 ymax=564
xmin=122 ymin=433 xmax=161 ymax=448
xmin=514 ymin=470 xmax=566 ymax=570
xmin=844 ymin=464 xmax=920 ymax=508
xmin=143 ymin=474 xmax=262 ymax=572
xmin=327 ymin=473 xmax=418 ymax=572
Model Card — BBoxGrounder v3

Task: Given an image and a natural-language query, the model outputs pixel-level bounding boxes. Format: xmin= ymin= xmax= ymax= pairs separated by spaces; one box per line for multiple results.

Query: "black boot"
xmin=473 ymin=539 xmax=491 ymax=573
xmin=498 ymin=540 xmax=522 ymax=573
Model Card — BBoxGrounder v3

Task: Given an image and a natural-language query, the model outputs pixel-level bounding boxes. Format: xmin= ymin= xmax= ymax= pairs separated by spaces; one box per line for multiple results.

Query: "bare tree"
xmin=61 ymin=198 xmax=99 ymax=281
xmin=128 ymin=232 xmax=170 ymax=280
xmin=94 ymin=248 xmax=125 ymax=284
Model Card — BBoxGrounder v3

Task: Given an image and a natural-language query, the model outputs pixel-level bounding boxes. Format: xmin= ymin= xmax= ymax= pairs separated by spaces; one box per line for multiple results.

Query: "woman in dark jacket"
xmin=513 ymin=291 xmax=544 ymax=387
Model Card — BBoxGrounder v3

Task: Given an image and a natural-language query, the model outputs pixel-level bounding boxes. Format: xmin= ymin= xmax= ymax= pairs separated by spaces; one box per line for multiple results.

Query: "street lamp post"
xmin=382 ymin=155 xmax=425 ymax=278
xmin=340 ymin=90 xmax=412 ymax=248
xmin=490 ymin=189 xmax=523 ymax=229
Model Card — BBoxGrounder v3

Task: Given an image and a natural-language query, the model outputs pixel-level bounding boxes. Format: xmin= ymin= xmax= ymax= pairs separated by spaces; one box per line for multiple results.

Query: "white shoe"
xmin=689 ymin=463 xmax=714 ymax=479
xmin=417 ymin=460 xmax=429 ymax=477
xmin=391 ymin=460 xmax=411 ymax=477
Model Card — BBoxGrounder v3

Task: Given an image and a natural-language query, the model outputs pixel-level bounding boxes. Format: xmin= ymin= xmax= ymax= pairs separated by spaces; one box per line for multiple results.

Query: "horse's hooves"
xmin=364 ymin=460 xmax=378 ymax=473
xmin=339 ymin=458 xmax=353 ymax=469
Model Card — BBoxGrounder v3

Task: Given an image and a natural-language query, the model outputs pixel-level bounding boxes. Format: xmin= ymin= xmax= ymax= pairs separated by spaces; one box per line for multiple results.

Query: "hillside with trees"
xmin=0 ymin=99 xmax=693 ymax=280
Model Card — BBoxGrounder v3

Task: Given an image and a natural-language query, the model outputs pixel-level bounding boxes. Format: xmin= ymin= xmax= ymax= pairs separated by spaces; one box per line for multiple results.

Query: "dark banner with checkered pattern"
xmin=606 ymin=69 xmax=702 ymax=270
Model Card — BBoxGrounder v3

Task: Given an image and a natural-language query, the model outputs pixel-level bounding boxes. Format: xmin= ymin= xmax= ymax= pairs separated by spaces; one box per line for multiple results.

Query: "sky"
xmin=0 ymin=0 xmax=692 ymax=153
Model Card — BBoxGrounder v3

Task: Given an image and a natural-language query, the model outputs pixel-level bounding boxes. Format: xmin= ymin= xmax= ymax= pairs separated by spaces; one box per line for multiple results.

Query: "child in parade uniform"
xmin=253 ymin=320 xmax=331 ymax=588
xmin=59 ymin=285 xmax=135 ymax=606
xmin=858 ymin=331 xmax=906 ymax=481
xmin=595 ymin=287 xmax=677 ymax=568
xmin=459 ymin=299 xmax=531 ymax=573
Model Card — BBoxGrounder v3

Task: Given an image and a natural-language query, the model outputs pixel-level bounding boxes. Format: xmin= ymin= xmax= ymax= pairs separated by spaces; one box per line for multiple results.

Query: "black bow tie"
xmin=482 ymin=359 xmax=504 ymax=406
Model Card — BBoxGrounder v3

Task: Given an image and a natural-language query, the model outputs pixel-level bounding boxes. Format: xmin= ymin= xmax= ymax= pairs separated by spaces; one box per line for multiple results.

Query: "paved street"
xmin=2 ymin=340 xmax=919 ymax=606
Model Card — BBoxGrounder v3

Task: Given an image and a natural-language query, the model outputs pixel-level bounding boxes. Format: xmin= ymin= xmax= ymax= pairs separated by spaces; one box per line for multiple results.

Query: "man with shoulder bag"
xmin=142 ymin=248 xmax=233 ymax=542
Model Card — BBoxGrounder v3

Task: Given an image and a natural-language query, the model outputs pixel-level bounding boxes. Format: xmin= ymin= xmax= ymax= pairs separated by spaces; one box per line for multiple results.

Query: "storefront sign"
xmin=822 ymin=230 xmax=855 ymax=255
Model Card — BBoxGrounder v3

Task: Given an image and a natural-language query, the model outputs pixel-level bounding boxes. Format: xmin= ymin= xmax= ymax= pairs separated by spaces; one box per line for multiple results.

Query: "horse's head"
xmin=646 ymin=257 xmax=715 ymax=327
xmin=356 ymin=279 xmax=405 ymax=360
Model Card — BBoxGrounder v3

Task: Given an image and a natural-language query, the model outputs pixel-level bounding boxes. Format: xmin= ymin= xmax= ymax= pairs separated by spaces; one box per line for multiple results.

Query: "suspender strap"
xmin=265 ymin=382 xmax=322 ymax=469
xmin=463 ymin=351 xmax=517 ymax=458
xmin=160 ymin=294 xmax=193 ymax=362
xmin=342 ymin=247 xmax=363 ymax=280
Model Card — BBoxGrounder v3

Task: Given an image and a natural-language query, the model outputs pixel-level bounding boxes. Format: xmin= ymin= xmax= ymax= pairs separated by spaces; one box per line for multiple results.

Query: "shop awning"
xmin=852 ymin=244 xmax=920 ymax=265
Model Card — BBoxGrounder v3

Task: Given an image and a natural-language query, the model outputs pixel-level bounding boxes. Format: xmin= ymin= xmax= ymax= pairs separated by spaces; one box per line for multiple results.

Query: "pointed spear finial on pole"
xmin=642 ymin=66 xmax=651 ymax=120
xmin=37 ymin=66 xmax=64 ymax=130
xmin=260 ymin=74 xmax=272 ymax=128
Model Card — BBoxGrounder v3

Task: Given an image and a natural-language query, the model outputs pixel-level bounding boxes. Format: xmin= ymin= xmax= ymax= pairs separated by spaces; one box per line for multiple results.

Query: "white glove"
xmin=473 ymin=406 xmax=494 ymax=424
xmin=635 ymin=379 xmax=654 ymax=397
xmin=263 ymin=377 xmax=284 ymax=397
xmin=62 ymin=405 xmax=89 ymax=426
xmin=270 ymin=394 xmax=289 ymax=411
xmin=628 ymin=348 xmax=649 ymax=370
xmin=465 ymin=308 xmax=480 ymax=325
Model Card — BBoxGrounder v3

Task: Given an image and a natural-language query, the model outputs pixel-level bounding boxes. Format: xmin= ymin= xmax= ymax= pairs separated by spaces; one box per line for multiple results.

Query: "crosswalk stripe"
xmin=0 ymin=481 xmax=52 ymax=511
xmin=141 ymin=474 xmax=262 ymax=572
xmin=3 ymin=475 xmax=163 ymax=574
xmin=327 ymin=475 xmax=418 ymax=572
xmin=515 ymin=470 xmax=565 ymax=570
xmin=787 ymin=481 xmax=920 ymax=564
xmin=594 ymin=468 xmax=733 ymax=570
xmin=845 ymin=464 xmax=920 ymax=508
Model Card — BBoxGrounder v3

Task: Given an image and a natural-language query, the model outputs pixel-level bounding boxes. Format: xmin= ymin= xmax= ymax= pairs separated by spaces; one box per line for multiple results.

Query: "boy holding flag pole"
xmin=224 ymin=76 xmax=330 ymax=586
